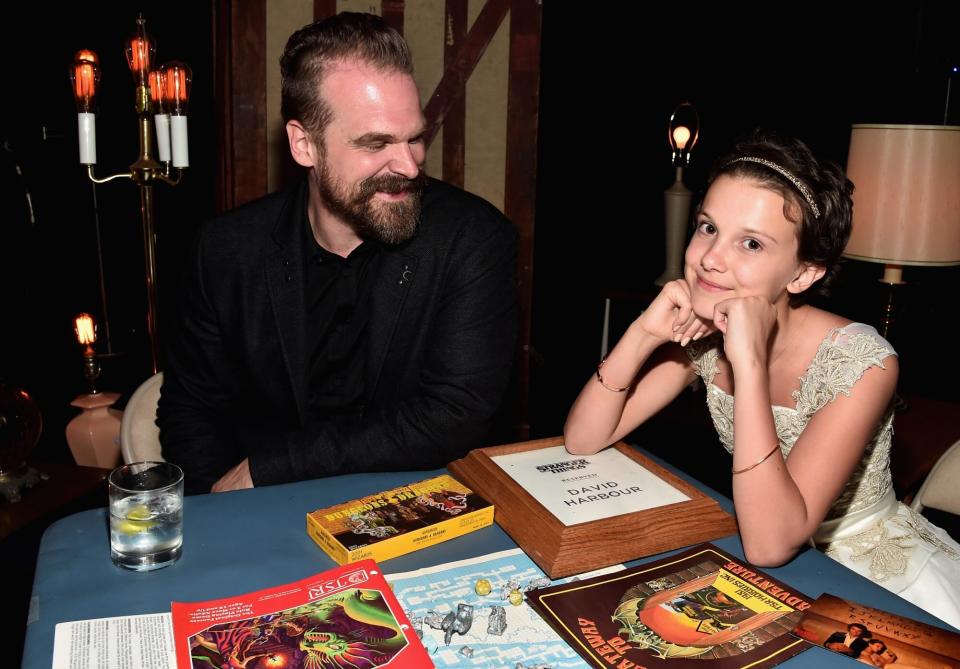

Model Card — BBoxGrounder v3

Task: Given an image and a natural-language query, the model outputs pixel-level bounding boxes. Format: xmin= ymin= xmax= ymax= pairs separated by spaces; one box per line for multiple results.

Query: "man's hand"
xmin=825 ymin=643 xmax=853 ymax=655
xmin=212 ymin=458 xmax=254 ymax=493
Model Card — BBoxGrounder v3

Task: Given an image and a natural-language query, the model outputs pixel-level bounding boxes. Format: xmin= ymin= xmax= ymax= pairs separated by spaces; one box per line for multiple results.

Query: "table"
xmin=21 ymin=449 xmax=952 ymax=669
xmin=1 ymin=461 xmax=109 ymax=541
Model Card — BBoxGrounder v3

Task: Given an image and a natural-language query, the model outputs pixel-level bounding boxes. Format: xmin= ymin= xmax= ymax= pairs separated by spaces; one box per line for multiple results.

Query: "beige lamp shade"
xmin=844 ymin=124 xmax=960 ymax=267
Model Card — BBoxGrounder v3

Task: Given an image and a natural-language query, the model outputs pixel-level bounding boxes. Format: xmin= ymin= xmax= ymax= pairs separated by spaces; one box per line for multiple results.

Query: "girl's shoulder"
xmin=798 ymin=308 xmax=895 ymax=358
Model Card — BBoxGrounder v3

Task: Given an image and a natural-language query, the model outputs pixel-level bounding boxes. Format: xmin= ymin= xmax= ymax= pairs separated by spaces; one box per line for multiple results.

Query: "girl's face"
xmin=684 ymin=175 xmax=824 ymax=321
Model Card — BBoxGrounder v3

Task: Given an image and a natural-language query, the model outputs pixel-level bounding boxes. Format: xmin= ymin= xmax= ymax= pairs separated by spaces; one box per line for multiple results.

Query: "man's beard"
xmin=314 ymin=159 xmax=428 ymax=245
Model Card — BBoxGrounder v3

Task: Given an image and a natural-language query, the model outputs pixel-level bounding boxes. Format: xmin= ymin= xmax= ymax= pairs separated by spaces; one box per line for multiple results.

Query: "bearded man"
xmin=158 ymin=13 xmax=517 ymax=494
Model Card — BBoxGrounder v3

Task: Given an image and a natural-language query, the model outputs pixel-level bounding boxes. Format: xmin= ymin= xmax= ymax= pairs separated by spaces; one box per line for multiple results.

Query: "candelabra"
xmin=69 ymin=15 xmax=191 ymax=372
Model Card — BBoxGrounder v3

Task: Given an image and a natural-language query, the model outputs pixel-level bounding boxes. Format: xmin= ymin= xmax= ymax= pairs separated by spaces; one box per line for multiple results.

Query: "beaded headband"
xmin=724 ymin=156 xmax=821 ymax=218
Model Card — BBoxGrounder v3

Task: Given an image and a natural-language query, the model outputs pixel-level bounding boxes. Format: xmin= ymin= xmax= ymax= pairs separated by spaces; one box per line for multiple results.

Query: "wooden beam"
xmin=381 ymin=1 xmax=405 ymax=35
xmin=504 ymin=0 xmax=541 ymax=438
xmin=442 ymin=1 xmax=468 ymax=187
xmin=313 ymin=0 xmax=337 ymax=20
xmin=213 ymin=0 xmax=268 ymax=211
xmin=422 ymin=0 xmax=511 ymax=147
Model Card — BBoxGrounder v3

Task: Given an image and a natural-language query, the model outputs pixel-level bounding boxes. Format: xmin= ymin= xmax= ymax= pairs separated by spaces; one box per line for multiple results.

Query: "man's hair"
xmin=849 ymin=623 xmax=869 ymax=634
xmin=280 ymin=12 xmax=414 ymax=140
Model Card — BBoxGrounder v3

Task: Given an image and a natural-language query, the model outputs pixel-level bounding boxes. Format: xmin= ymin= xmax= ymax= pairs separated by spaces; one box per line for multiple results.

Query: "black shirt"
xmin=303 ymin=221 xmax=381 ymax=417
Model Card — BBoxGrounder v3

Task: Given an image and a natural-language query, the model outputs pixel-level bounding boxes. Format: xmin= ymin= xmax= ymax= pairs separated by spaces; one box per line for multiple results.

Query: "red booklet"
xmin=171 ymin=559 xmax=430 ymax=669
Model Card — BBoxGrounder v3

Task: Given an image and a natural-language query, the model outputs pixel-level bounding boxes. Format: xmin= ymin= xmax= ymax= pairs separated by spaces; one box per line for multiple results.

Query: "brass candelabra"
xmin=69 ymin=15 xmax=191 ymax=372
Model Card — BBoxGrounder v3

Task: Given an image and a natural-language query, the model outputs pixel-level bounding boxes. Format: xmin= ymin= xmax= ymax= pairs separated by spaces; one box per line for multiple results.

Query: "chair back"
xmin=911 ymin=439 xmax=960 ymax=516
xmin=120 ymin=372 xmax=164 ymax=464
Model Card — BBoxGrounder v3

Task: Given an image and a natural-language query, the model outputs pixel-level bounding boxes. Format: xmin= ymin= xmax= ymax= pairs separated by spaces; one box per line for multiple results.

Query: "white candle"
xmin=171 ymin=115 xmax=189 ymax=168
xmin=154 ymin=113 xmax=171 ymax=163
xmin=78 ymin=113 xmax=96 ymax=165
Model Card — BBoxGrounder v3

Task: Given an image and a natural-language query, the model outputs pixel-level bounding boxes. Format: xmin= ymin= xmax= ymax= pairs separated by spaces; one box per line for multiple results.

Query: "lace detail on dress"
xmin=823 ymin=506 xmax=960 ymax=583
xmin=685 ymin=333 xmax=722 ymax=385
xmin=792 ymin=329 xmax=893 ymax=416
xmin=826 ymin=414 xmax=893 ymax=519
xmin=690 ymin=324 xmax=897 ymax=520
xmin=795 ymin=328 xmax=896 ymax=519
xmin=826 ymin=518 xmax=914 ymax=582
xmin=895 ymin=507 xmax=960 ymax=561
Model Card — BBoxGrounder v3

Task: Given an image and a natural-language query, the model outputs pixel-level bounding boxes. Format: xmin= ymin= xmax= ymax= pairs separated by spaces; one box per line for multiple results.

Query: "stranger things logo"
xmin=527 ymin=544 xmax=813 ymax=669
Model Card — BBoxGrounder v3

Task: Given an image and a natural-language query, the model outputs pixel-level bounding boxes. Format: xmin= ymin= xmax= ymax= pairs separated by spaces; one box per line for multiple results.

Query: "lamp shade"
xmin=844 ymin=124 xmax=960 ymax=266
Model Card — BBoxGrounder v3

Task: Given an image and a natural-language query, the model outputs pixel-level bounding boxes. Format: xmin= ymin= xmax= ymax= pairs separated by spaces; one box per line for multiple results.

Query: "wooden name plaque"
xmin=448 ymin=437 xmax=738 ymax=578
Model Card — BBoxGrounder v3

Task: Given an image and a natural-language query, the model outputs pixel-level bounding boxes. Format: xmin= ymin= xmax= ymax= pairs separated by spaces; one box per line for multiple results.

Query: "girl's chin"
xmin=690 ymin=299 xmax=717 ymax=324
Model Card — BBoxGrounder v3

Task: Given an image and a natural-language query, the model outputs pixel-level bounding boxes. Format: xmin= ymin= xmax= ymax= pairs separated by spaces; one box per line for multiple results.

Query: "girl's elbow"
xmin=742 ymin=542 xmax=800 ymax=568
xmin=562 ymin=427 xmax=601 ymax=455
xmin=563 ymin=431 xmax=589 ymax=455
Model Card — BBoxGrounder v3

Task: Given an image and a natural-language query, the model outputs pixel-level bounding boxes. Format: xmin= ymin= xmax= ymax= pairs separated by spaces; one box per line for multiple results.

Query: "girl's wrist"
xmin=627 ymin=317 xmax=670 ymax=350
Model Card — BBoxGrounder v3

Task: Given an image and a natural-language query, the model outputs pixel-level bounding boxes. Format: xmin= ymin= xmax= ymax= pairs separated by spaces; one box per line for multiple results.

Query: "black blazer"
xmin=158 ymin=178 xmax=517 ymax=493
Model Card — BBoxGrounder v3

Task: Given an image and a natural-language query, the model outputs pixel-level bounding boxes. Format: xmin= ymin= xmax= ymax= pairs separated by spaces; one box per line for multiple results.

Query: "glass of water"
xmin=108 ymin=461 xmax=184 ymax=571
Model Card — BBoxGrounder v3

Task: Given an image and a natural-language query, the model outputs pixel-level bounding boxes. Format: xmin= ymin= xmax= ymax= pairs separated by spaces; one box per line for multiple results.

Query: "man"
xmin=824 ymin=623 xmax=870 ymax=658
xmin=158 ymin=13 xmax=517 ymax=494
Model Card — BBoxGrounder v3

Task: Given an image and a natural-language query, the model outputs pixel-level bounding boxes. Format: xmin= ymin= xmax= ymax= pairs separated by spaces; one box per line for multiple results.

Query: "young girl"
xmin=564 ymin=131 xmax=960 ymax=629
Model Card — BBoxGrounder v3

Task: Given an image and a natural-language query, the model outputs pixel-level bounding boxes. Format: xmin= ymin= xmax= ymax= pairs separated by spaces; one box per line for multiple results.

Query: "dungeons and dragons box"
xmin=306 ymin=474 xmax=494 ymax=565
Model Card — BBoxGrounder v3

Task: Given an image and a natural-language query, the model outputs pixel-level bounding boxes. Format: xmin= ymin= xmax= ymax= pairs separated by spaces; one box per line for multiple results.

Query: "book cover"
xmin=305 ymin=474 xmax=494 ymax=565
xmin=793 ymin=592 xmax=960 ymax=667
xmin=527 ymin=543 xmax=813 ymax=669
xmin=170 ymin=559 xmax=432 ymax=669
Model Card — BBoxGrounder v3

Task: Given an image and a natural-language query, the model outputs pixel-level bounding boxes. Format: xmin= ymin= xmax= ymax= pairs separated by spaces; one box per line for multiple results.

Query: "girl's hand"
xmin=634 ymin=279 xmax=714 ymax=346
xmin=713 ymin=296 xmax=777 ymax=369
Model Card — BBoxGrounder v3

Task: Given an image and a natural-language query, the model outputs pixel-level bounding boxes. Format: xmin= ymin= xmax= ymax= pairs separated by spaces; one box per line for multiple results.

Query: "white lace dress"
xmin=687 ymin=323 xmax=960 ymax=629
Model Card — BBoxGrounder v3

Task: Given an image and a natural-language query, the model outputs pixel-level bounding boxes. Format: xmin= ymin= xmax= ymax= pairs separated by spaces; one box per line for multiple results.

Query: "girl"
xmin=564 ymin=131 xmax=960 ymax=628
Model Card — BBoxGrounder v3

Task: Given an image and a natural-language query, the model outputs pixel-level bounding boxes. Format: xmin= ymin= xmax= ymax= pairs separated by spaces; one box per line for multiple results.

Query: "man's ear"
xmin=286 ymin=120 xmax=317 ymax=168
xmin=787 ymin=263 xmax=826 ymax=294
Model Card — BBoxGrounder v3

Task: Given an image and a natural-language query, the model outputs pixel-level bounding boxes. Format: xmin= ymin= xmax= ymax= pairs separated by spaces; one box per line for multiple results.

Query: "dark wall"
xmin=1 ymin=3 xmax=216 ymax=461
xmin=530 ymin=2 xmax=960 ymax=437
xmin=2 ymin=3 xmax=957 ymax=461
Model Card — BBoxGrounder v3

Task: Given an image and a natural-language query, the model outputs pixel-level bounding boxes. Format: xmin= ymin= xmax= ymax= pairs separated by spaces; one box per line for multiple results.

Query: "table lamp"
xmin=65 ymin=313 xmax=123 ymax=468
xmin=843 ymin=124 xmax=960 ymax=339
xmin=656 ymin=102 xmax=700 ymax=286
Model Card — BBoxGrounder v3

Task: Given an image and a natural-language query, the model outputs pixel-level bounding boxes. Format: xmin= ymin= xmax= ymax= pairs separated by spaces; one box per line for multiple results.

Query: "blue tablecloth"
xmin=21 ymin=451 xmax=950 ymax=669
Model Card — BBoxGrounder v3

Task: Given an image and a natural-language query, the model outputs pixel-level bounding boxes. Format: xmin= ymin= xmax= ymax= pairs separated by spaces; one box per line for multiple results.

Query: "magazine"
xmin=793 ymin=592 xmax=960 ymax=668
xmin=171 ymin=560 xmax=431 ymax=669
xmin=527 ymin=543 xmax=813 ymax=669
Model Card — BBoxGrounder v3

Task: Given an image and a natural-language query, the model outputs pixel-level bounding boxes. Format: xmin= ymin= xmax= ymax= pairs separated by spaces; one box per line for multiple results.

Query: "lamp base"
xmin=655 ymin=172 xmax=692 ymax=286
xmin=65 ymin=392 xmax=123 ymax=469
xmin=877 ymin=268 xmax=905 ymax=343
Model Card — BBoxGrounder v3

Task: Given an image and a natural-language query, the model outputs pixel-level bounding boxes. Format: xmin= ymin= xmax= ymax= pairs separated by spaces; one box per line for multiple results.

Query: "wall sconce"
xmin=656 ymin=102 xmax=700 ymax=286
